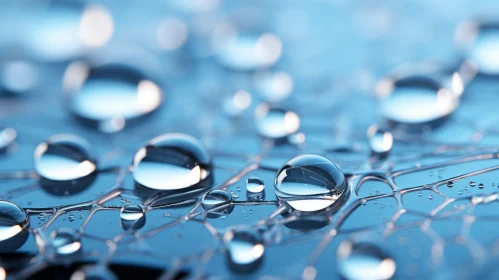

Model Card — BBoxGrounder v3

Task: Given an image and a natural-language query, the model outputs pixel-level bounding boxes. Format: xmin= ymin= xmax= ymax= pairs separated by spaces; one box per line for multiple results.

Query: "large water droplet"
xmin=0 ymin=128 xmax=17 ymax=153
xmin=255 ymin=104 xmax=300 ymax=140
xmin=246 ymin=177 xmax=265 ymax=193
xmin=337 ymin=241 xmax=396 ymax=280
xmin=50 ymin=228 xmax=81 ymax=255
xmin=274 ymin=154 xmax=348 ymax=212
xmin=70 ymin=265 xmax=117 ymax=280
xmin=367 ymin=125 xmax=393 ymax=158
xmin=34 ymin=134 xmax=97 ymax=182
xmin=202 ymin=190 xmax=233 ymax=218
xmin=64 ymin=61 xmax=163 ymax=133
xmin=132 ymin=133 xmax=212 ymax=191
xmin=223 ymin=228 xmax=265 ymax=273
xmin=0 ymin=201 xmax=29 ymax=243
xmin=120 ymin=204 xmax=145 ymax=230
xmin=376 ymin=74 xmax=459 ymax=130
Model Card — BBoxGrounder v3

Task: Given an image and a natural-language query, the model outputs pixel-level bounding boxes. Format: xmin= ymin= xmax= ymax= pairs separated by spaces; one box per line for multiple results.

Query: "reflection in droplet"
xmin=79 ymin=5 xmax=114 ymax=48
xmin=246 ymin=177 xmax=265 ymax=193
xmin=120 ymin=204 xmax=146 ymax=230
xmin=132 ymin=133 xmax=212 ymax=191
xmin=255 ymin=104 xmax=300 ymax=141
xmin=34 ymin=134 xmax=97 ymax=182
xmin=367 ymin=125 xmax=393 ymax=158
xmin=0 ymin=128 xmax=17 ymax=153
xmin=64 ymin=61 xmax=163 ymax=133
xmin=217 ymin=32 xmax=282 ymax=71
xmin=337 ymin=241 xmax=396 ymax=280
xmin=223 ymin=90 xmax=252 ymax=117
xmin=1 ymin=60 xmax=39 ymax=95
xmin=50 ymin=228 xmax=81 ymax=255
xmin=253 ymin=71 xmax=293 ymax=103
xmin=202 ymin=190 xmax=233 ymax=218
xmin=376 ymin=74 xmax=459 ymax=130
xmin=70 ymin=265 xmax=117 ymax=280
xmin=274 ymin=154 xmax=348 ymax=212
xmin=223 ymin=228 xmax=265 ymax=273
xmin=0 ymin=201 xmax=29 ymax=243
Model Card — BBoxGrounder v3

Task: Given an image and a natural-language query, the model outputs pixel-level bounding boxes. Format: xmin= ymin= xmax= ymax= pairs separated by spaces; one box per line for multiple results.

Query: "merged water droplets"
xmin=50 ymin=228 xmax=82 ymax=256
xmin=274 ymin=154 xmax=349 ymax=212
xmin=0 ymin=201 xmax=29 ymax=252
xmin=255 ymin=104 xmax=300 ymax=141
xmin=337 ymin=240 xmax=396 ymax=280
xmin=120 ymin=204 xmax=145 ymax=230
xmin=367 ymin=125 xmax=393 ymax=158
xmin=0 ymin=128 xmax=17 ymax=154
xmin=223 ymin=228 xmax=265 ymax=273
xmin=202 ymin=190 xmax=233 ymax=218
xmin=34 ymin=134 xmax=97 ymax=185
xmin=64 ymin=61 xmax=163 ymax=133
xmin=132 ymin=133 xmax=212 ymax=191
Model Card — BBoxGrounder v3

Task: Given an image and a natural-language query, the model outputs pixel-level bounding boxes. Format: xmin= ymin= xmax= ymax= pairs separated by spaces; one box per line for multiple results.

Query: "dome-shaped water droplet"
xmin=367 ymin=125 xmax=393 ymax=158
xmin=246 ymin=177 xmax=265 ymax=193
xmin=70 ymin=265 xmax=117 ymax=280
xmin=255 ymin=104 xmax=300 ymax=141
xmin=132 ymin=133 xmax=212 ymax=191
xmin=0 ymin=201 xmax=29 ymax=245
xmin=50 ymin=228 xmax=81 ymax=255
xmin=274 ymin=154 xmax=348 ymax=212
xmin=337 ymin=241 xmax=396 ymax=280
xmin=0 ymin=128 xmax=17 ymax=154
xmin=216 ymin=32 xmax=282 ymax=71
xmin=223 ymin=228 xmax=265 ymax=273
xmin=34 ymin=134 xmax=97 ymax=182
xmin=376 ymin=73 xmax=459 ymax=130
xmin=202 ymin=190 xmax=233 ymax=218
xmin=120 ymin=204 xmax=145 ymax=230
xmin=64 ymin=61 xmax=163 ymax=133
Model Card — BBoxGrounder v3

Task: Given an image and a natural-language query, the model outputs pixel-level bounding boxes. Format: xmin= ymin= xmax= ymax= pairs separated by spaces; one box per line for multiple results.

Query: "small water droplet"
xmin=418 ymin=192 xmax=422 ymax=197
xmin=367 ymin=125 xmax=393 ymax=157
xmin=50 ymin=228 xmax=81 ymax=255
xmin=255 ymin=104 xmax=300 ymax=140
xmin=470 ymin=181 xmax=476 ymax=187
xmin=428 ymin=194 xmax=433 ymax=200
xmin=202 ymin=190 xmax=233 ymax=218
xmin=274 ymin=154 xmax=348 ymax=212
xmin=0 ymin=128 xmax=17 ymax=153
xmin=246 ymin=177 xmax=265 ymax=194
xmin=68 ymin=214 xmax=75 ymax=222
xmin=479 ymin=183 xmax=484 ymax=189
xmin=120 ymin=204 xmax=145 ymax=230
xmin=447 ymin=181 xmax=454 ymax=188
xmin=223 ymin=228 xmax=265 ymax=273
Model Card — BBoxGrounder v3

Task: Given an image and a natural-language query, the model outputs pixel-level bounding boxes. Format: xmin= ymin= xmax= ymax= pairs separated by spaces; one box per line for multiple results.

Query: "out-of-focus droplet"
xmin=337 ymin=240 xmax=396 ymax=280
xmin=367 ymin=125 xmax=393 ymax=158
xmin=255 ymin=104 xmax=300 ymax=141
xmin=0 ymin=60 xmax=39 ymax=95
xmin=246 ymin=177 xmax=265 ymax=193
xmin=79 ymin=5 xmax=114 ymax=49
xmin=120 ymin=204 xmax=145 ymax=230
xmin=132 ymin=133 xmax=212 ymax=191
xmin=274 ymin=154 xmax=348 ymax=212
xmin=216 ymin=32 xmax=282 ymax=71
xmin=223 ymin=90 xmax=252 ymax=117
xmin=157 ymin=18 xmax=188 ymax=51
xmin=70 ymin=265 xmax=117 ymax=280
xmin=223 ymin=228 xmax=265 ymax=273
xmin=50 ymin=228 xmax=81 ymax=255
xmin=253 ymin=71 xmax=293 ymax=103
xmin=0 ymin=128 xmax=17 ymax=153
xmin=64 ymin=61 xmax=163 ymax=133
xmin=34 ymin=134 xmax=97 ymax=182
xmin=202 ymin=190 xmax=233 ymax=218
xmin=376 ymin=73 xmax=459 ymax=131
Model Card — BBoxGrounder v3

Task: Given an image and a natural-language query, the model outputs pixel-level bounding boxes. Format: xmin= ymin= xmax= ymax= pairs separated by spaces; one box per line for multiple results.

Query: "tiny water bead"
xmin=120 ymin=204 xmax=146 ymax=230
xmin=34 ymin=134 xmax=97 ymax=182
xmin=366 ymin=125 xmax=393 ymax=158
xmin=479 ymin=183 xmax=484 ymax=189
xmin=255 ymin=104 xmax=300 ymax=140
xmin=64 ymin=61 xmax=163 ymax=133
xmin=0 ymin=200 xmax=29 ymax=244
xmin=274 ymin=154 xmax=348 ymax=212
xmin=50 ymin=228 xmax=82 ymax=255
xmin=447 ymin=181 xmax=454 ymax=188
xmin=246 ymin=177 xmax=265 ymax=193
xmin=0 ymin=128 xmax=17 ymax=153
xmin=337 ymin=241 xmax=396 ymax=280
xmin=223 ymin=228 xmax=265 ymax=273
xmin=132 ymin=133 xmax=212 ymax=191
xmin=201 ymin=190 xmax=233 ymax=218
xmin=470 ymin=181 xmax=476 ymax=187
xmin=375 ymin=74 xmax=459 ymax=130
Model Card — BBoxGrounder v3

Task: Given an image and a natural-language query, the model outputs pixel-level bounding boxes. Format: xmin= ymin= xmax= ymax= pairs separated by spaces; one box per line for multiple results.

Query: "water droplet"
xmin=255 ymin=104 xmax=300 ymax=141
xmin=337 ymin=241 xmax=396 ymax=280
xmin=376 ymin=74 xmax=459 ymax=130
xmin=120 ymin=204 xmax=146 ymax=230
xmin=38 ymin=213 xmax=47 ymax=221
xmin=223 ymin=90 xmax=252 ymax=117
xmin=470 ymin=181 xmax=476 ymax=187
xmin=69 ymin=264 xmax=117 ymax=280
xmin=64 ymin=61 xmax=163 ymax=133
xmin=428 ymin=194 xmax=433 ymax=200
xmin=418 ymin=192 xmax=422 ymax=197
xmin=34 ymin=134 xmax=97 ymax=182
xmin=253 ymin=71 xmax=293 ymax=103
xmin=0 ymin=128 xmax=17 ymax=153
xmin=50 ymin=228 xmax=81 ymax=255
xmin=246 ymin=177 xmax=265 ymax=193
xmin=223 ymin=228 xmax=265 ymax=273
xmin=132 ymin=133 xmax=212 ymax=191
xmin=1 ymin=60 xmax=40 ymax=96
xmin=479 ymin=183 xmax=484 ymax=189
xmin=0 ymin=200 xmax=29 ymax=252
xmin=274 ymin=154 xmax=349 ymax=212
xmin=68 ymin=214 xmax=75 ymax=222
xmin=236 ymin=186 xmax=241 ymax=192
xmin=366 ymin=125 xmax=393 ymax=157
xmin=447 ymin=181 xmax=454 ymax=188
xmin=202 ymin=190 xmax=233 ymax=218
